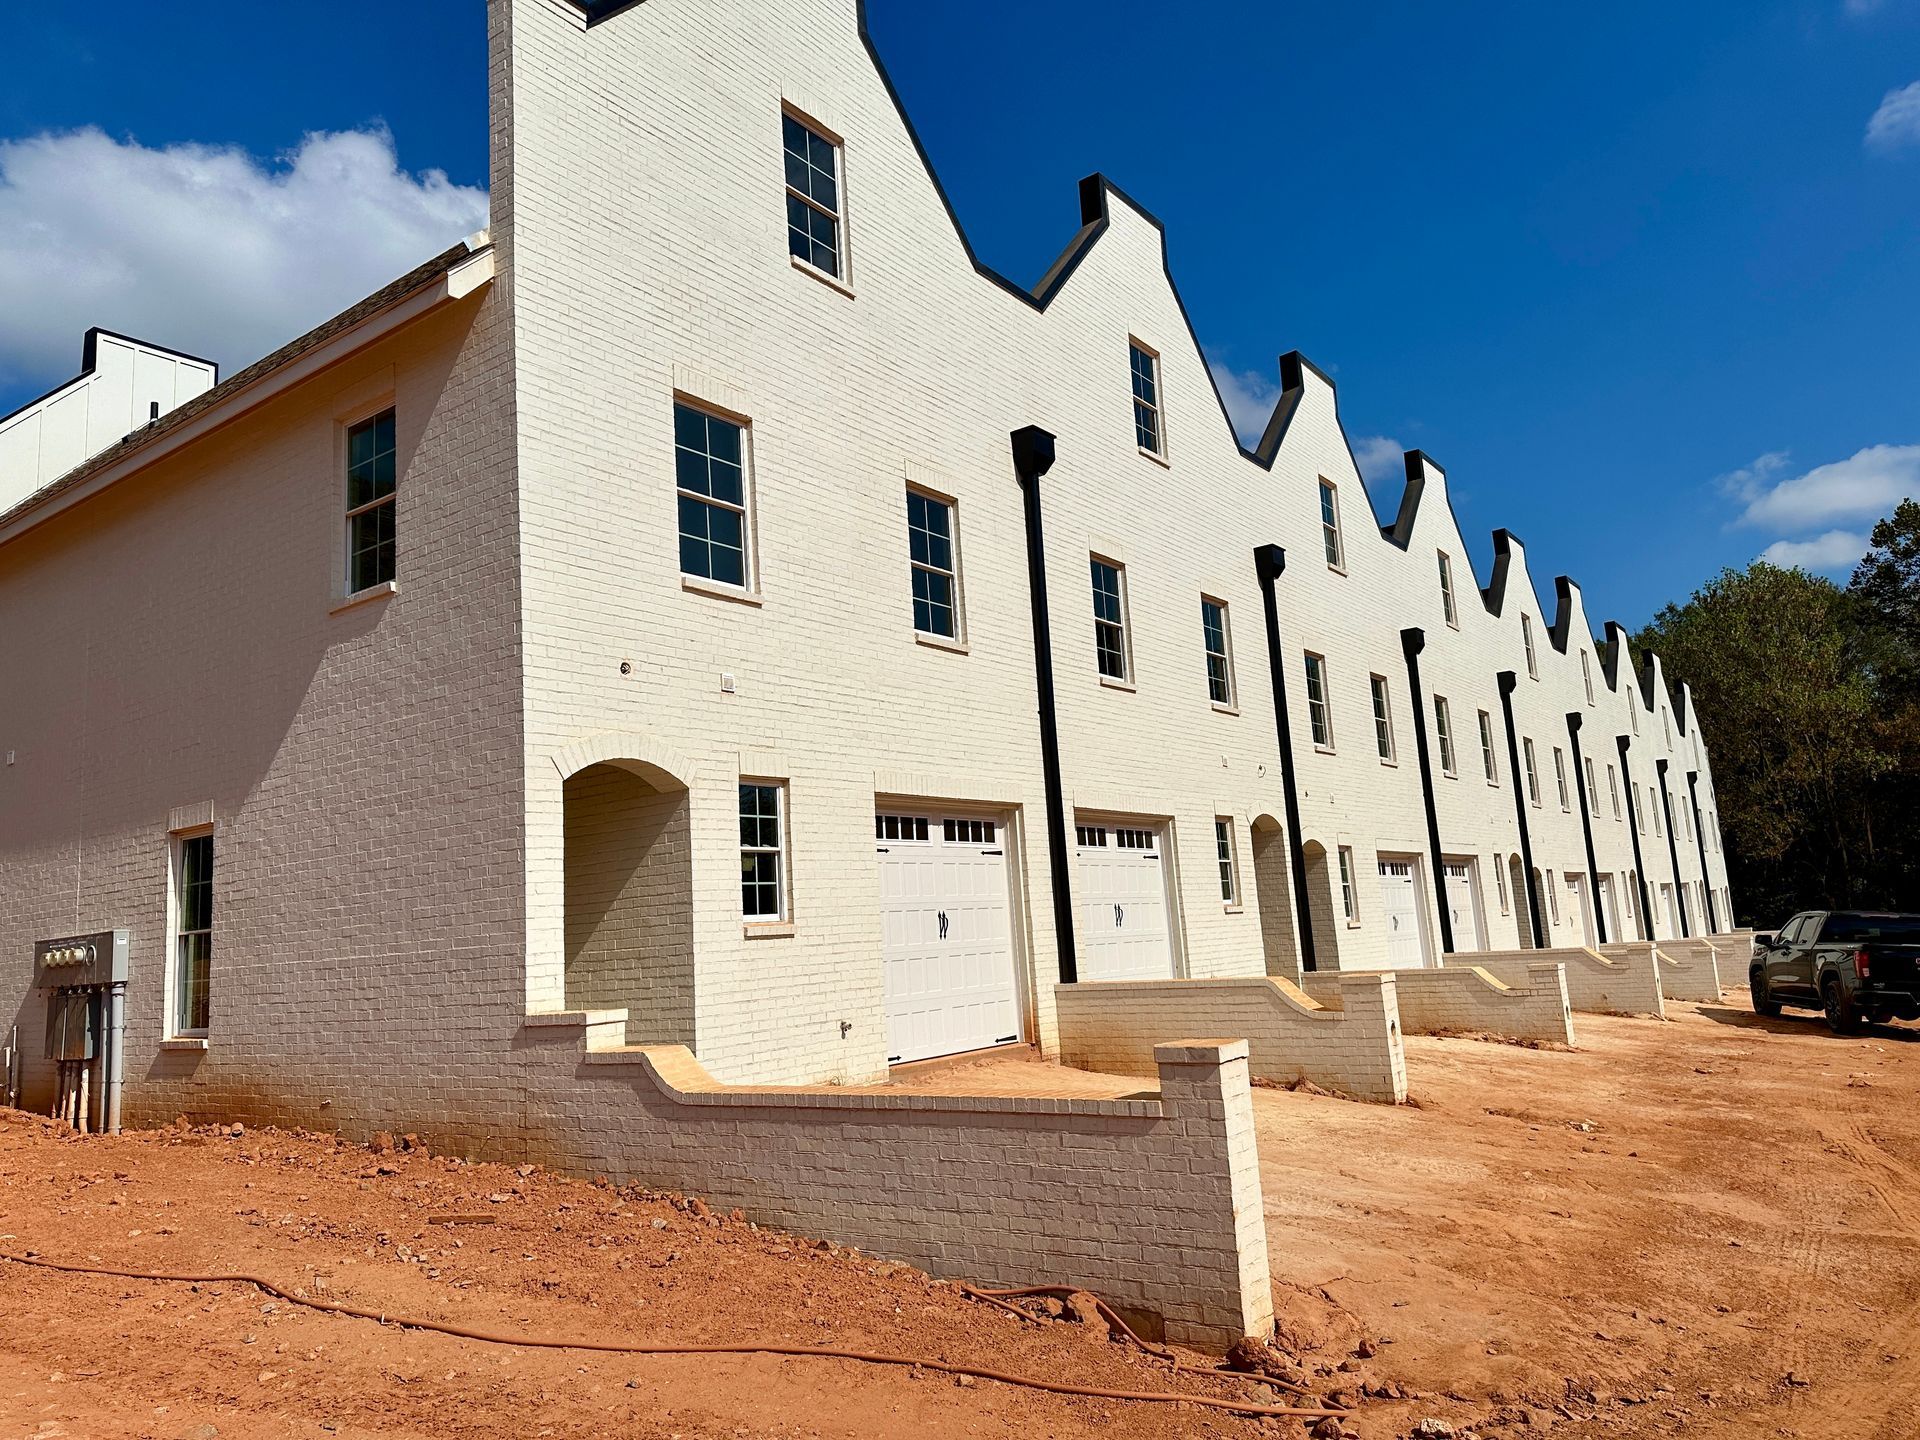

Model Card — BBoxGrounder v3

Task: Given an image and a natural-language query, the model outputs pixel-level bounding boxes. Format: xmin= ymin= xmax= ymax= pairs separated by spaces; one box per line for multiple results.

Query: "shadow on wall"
xmin=1250 ymin=814 xmax=1297 ymax=975
xmin=563 ymin=760 xmax=694 ymax=1047
xmin=1302 ymin=839 xmax=1342 ymax=968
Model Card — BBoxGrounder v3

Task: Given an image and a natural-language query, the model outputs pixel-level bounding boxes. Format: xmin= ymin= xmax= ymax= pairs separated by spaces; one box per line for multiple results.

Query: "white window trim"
xmin=1522 ymin=614 xmax=1538 ymax=679
xmin=1435 ymin=695 xmax=1458 ymax=777
xmin=1478 ymin=709 xmax=1500 ymax=786
xmin=1305 ymin=652 xmax=1335 ymax=752
xmin=673 ymin=393 xmax=760 ymax=598
xmin=335 ymin=394 xmax=399 ymax=607
xmin=1370 ymin=674 xmax=1396 ymax=765
xmin=1318 ymin=479 xmax=1346 ymax=573
xmin=1215 ymin=817 xmax=1241 ymax=910
xmin=1494 ymin=855 xmax=1510 ymax=914
xmin=782 ymin=104 xmax=850 ymax=291
xmin=1554 ymin=747 xmax=1571 ymax=812
xmin=1091 ymin=555 xmax=1133 ymax=688
xmin=906 ymin=481 xmax=965 ymax=646
xmin=1524 ymin=738 xmax=1541 ymax=807
xmin=1202 ymin=595 xmax=1237 ymax=712
xmin=1438 ymin=550 xmax=1459 ymax=629
xmin=166 ymin=824 xmax=215 ymax=1040
xmin=1129 ymin=338 xmax=1166 ymax=459
xmin=1338 ymin=845 xmax=1359 ymax=926
xmin=739 ymin=779 xmax=790 ymax=928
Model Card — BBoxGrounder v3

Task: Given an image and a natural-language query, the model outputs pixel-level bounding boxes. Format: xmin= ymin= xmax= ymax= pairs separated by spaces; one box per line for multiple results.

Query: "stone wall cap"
xmin=1153 ymin=1039 xmax=1251 ymax=1064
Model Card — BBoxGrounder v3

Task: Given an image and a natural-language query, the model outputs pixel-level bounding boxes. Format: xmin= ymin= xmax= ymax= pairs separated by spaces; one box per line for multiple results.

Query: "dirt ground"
xmin=2 ymin=990 xmax=1915 ymax=1439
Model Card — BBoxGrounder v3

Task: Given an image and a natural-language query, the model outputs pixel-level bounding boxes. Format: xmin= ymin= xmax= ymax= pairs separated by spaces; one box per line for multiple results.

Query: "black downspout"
xmin=1687 ymin=771 xmax=1718 ymax=933
xmin=1256 ymin=544 xmax=1318 ymax=971
xmin=1656 ymin=758 xmax=1690 ymax=938
xmin=1401 ymin=628 xmax=1453 ymax=954
xmin=1496 ymin=671 xmax=1544 ymax=948
xmin=1618 ymin=736 xmax=1654 ymax=940
xmin=1565 ymin=712 xmax=1607 ymax=944
xmin=1012 ymin=426 xmax=1076 ymax=983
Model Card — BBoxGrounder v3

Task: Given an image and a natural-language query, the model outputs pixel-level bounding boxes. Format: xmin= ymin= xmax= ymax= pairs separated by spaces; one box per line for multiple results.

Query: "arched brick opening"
xmin=1250 ymin=814 xmax=1299 ymax=976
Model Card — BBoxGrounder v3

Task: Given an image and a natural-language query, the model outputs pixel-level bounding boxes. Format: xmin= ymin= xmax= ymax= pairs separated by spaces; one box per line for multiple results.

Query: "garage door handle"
xmin=1115 ymin=904 xmax=1124 ymax=927
xmin=938 ymin=911 xmax=949 ymax=940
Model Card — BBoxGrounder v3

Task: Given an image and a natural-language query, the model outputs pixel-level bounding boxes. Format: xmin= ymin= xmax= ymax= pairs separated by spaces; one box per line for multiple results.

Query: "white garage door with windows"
xmin=876 ymin=810 xmax=1021 ymax=1066
xmin=1442 ymin=858 xmax=1483 ymax=953
xmin=1075 ymin=822 xmax=1176 ymax=982
xmin=1378 ymin=856 xmax=1430 ymax=968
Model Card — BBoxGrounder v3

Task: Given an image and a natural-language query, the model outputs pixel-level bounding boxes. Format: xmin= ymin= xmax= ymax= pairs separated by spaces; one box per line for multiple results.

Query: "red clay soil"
xmin=3 ymin=989 xmax=1917 ymax=1439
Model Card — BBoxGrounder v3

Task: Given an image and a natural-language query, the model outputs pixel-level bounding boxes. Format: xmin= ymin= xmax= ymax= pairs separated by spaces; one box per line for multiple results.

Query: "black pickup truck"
xmin=1750 ymin=911 xmax=1920 ymax=1033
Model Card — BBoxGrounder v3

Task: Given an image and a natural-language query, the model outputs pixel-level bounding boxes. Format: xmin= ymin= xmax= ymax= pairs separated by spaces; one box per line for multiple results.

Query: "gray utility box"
xmin=34 ymin=930 xmax=130 ymax=990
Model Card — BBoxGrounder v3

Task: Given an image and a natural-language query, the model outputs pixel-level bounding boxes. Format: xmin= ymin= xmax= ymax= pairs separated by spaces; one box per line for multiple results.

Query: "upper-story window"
xmin=1202 ymin=598 xmax=1234 ymax=707
xmin=906 ymin=488 xmax=959 ymax=640
xmin=1370 ymin=674 xmax=1396 ymax=762
xmin=1130 ymin=341 xmax=1164 ymax=455
xmin=1630 ymin=689 xmax=1640 ymax=735
xmin=1553 ymin=747 xmax=1571 ymax=810
xmin=1337 ymin=845 xmax=1359 ymax=923
xmin=1608 ymin=764 xmax=1621 ymax=819
xmin=1652 ymin=789 xmax=1663 ymax=836
xmin=1581 ymin=650 xmax=1595 ymax=705
xmin=739 ymin=782 xmax=788 ymax=921
xmin=345 ymin=408 xmax=397 ymax=594
xmin=783 ymin=112 xmax=843 ymax=279
xmin=1664 ymin=711 xmax=1673 ymax=747
xmin=1215 ymin=818 xmax=1239 ymax=905
xmin=1305 ymin=653 xmax=1334 ymax=750
xmin=1522 ymin=613 xmax=1539 ymax=679
xmin=1435 ymin=695 xmax=1458 ymax=776
xmin=674 ymin=402 xmax=750 ymax=588
xmin=1584 ymin=756 xmax=1599 ymax=814
xmin=1478 ymin=709 xmax=1499 ymax=784
xmin=1438 ymin=551 xmax=1459 ymax=628
xmin=1524 ymin=737 xmax=1541 ymax=806
xmin=1318 ymin=480 xmax=1344 ymax=570
xmin=1091 ymin=557 xmax=1130 ymax=683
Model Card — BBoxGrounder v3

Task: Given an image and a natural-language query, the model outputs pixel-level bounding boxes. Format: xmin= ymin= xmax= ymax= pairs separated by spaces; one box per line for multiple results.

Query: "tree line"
xmin=1637 ymin=500 xmax=1919 ymax=928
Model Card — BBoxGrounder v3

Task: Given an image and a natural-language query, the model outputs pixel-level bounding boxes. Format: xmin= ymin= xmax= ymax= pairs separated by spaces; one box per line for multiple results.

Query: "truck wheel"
xmin=1823 ymin=977 xmax=1862 ymax=1035
xmin=1750 ymin=968 xmax=1782 ymax=1018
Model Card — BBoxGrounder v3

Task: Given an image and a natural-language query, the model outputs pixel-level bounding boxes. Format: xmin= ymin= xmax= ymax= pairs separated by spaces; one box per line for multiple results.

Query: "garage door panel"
xmin=1076 ymin=823 xmax=1175 ymax=983
xmin=1379 ymin=858 xmax=1429 ymax=968
xmin=1443 ymin=860 xmax=1483 ymax=954
xmin=879 ymin=812 xmax=1021 ymax=1065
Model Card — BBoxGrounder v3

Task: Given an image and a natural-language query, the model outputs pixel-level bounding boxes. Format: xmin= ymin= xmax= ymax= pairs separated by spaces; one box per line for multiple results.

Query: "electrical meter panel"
xmin=33 ymin=930 xmax=130 ymax=990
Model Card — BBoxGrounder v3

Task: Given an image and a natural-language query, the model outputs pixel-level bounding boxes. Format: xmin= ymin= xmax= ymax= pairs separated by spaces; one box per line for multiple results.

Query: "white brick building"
xmin=0 ymin=0 xmax=1735 ymax=1132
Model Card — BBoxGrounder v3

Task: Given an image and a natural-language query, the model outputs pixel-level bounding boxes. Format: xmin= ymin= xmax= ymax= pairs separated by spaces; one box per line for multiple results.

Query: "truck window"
xmin=1823 ymin=914 xmax=1920 ymax=944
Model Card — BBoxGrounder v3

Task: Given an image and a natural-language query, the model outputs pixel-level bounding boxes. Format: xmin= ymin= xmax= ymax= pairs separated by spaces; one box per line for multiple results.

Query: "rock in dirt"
xmin=1225 ymin=1335 xmax=1298 ymax=1380
xmin=1063 ymin=1291 xmax=1105 ymax=1331
xmin=1410 ymin=1421 xmax=1456 ymax=1439
xmin=1310 ymin=1419 xmax=1343 ymax=1439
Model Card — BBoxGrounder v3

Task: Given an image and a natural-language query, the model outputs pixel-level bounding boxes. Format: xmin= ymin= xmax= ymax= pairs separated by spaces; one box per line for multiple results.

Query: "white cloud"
xmin=1350 ymin=434 xmax=1407 ymax=488
xmin=0 ymin=126 xmax=488 ymax=388
xmin=1730 ymin=444 xmax=1920 ymax=531
xmin=1759 ymin=530 xmax=1872 ymax=572
xmin=1866 ymin=80 xmax=1920 ymax=151
xmin=1205 ymin=354 xmax=1282 ymax=446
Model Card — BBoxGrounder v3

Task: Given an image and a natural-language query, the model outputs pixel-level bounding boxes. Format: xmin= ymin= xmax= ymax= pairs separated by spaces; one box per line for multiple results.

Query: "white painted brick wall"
xmin=1303 ymin=962 xmax=1574 ymax=1046
xmin=1470 ymin=947 xmax=1666 ymax=1019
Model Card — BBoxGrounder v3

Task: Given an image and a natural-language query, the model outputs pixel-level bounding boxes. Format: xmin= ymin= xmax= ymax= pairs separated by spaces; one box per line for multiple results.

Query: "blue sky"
xmin=2 ymin=1 xmax=1914 ymax=625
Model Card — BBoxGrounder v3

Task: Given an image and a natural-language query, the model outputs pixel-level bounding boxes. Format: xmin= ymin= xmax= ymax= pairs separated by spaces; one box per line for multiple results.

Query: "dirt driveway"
xmin=2 ymin=990 xmax=1915 ymax=1439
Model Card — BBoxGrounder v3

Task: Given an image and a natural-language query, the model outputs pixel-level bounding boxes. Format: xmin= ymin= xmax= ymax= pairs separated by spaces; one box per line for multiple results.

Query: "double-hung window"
xmin=1522 ymin=614 xmax=1539 ymax=679
xmin=1553 ymin=747 xmax=1570 ymax=811
xmin=1608 ymin=764 xmax=1622 ymax=819
xmin=739 ymin=782 xmax=787 ymax=921
xmin=345 ymin=408 xmax=397 ymax=594
xmin=1370 ymin=675 xmax=1395 ymax=762
xmin=1202 ymin=598 xmax=1234 ymax=706
xmin=1319 ymin=480 xmax=1344 ymax=570
xmin=1478 ymin=709 xmax=1499 ymax=784
xmin=1495 ymin=858 xmax=1510 ymax=914
xmin=1337 ymin=846 xmax=1358 ymax=923
xmin=171 ymin=832 xmax=214 ymax=1036
xmin=1438 ymin=551 xmax=1459 ymax=627
xmin=1305 ymin=653 xmax=1333 ymax=749
xmin=1524 ymin=738 xmax=1541 ymax=806
xmin=1584 ymin=756 xmax=1599 ymax=815
xmin=675 ymin=402 xmax=750 ymax=588
xmin=1215 ymin=819 xmax=1239 ymax=905
xmin=1130 ymin=341 xmax=1164 ymax=454
xmin=1652 ymin=790 xmax=1663 ymax=836
xmin=1091 ymin=558 xmax=1130 ymax=682
xmin=783 ymin=112 xmax=843 ymax=278
xmin=1581 ymin=650 xmax=1595 ymax=705
xmin=906 ymin=489 xmax=959 ymax=639
xmin=1435 ymin=696 xmax=1458 ymax=776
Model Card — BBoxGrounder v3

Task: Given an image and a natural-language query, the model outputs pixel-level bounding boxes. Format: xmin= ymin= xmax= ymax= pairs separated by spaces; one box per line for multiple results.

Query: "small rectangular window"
xmin=1581 ymin=650 xmax=1595 ymax=705
xmin=906 ymin=488 xmax=959 ymax=638
xmin=1522 ymin=614 xmax=1538 ymax=679
xmin=1319 ymin=480 xmax=1344 ymax=570
xmin=345 ymin=408 xmax=397 ymax=594
xmin=1304 ymin=652 xmax=1333 ymax=749
xmin=1478 ymin=709 xmax=1499 ymax=784
xmin=1215 ymin=818 xmax=1238 ymax=905
xmin=1494 ymin=857 xmax=1510 ymax=914
xmin=1553 ymin=747 xmax=1570 ymax=811
xmin=1584 ymin=757 xmax=1599 ymax=815
xmin=1652 ymin=789 xmax=1663 ymax=836
xmin=740 ymin=782 xmax=787 ymax=921
xmin=1337 ymin=846 xmax=1358 ymax=923
xmin=1091 ymin=557 xmax=1130 ymax=682
xmin=1524 ymin=738 xmax=1541 ymax=806
xmin=1435 ymin=695 xmax=1458 ymax=776
xmin=675 ymin=402 xmax=750 ymax=588
xmin=1129 ymin=341 xmax=1164 ymax=455
xmin=1608 ymin=765 xmax=1621 ymax=819
xmin=171 ymin=832 xmax=214 ymax=1037
xmin=1370 ymin=675 xmax=1395 ymax=762
xmin=783 ymin=112 xmax=842 ymax=278
xmin=876 ymin=813 xmax=930 ymax=842
xmin=1076 ymin=824 xmax=1109 ymax=848
xmin=1438 ymin=551 xmax=1459 ymax=628
xmin=1546 ymin=870 xmax=1561 ymax=924
xmin=1202 ymin=598 xmax=1234 ymax=707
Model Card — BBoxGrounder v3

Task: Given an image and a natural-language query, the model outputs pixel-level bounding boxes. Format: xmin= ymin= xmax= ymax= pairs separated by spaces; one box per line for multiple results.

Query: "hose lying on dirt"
xmin=0 ymin=1251 xmax=1347 ymax=1422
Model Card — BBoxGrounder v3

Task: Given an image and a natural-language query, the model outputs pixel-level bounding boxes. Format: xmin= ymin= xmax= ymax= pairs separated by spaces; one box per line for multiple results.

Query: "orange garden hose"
xmin=0 ymin=1251 xmax=1346 ymax=1422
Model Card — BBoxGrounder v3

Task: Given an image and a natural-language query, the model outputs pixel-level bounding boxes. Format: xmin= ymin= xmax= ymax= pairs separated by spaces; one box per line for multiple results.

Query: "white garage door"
xmin=877 ymin=811 xmax=1021 ymax=1066
xmin=1566 ymin=873 xmax=1596 ymax=948
xmin=1379 ymin=857 xmax=1429 ymax=968
xmin=1443 ymin=858 xmax=1483 ymax=953
xmin=1596 ymin=875 xmax=1621 ymax=941
xmin=1076 ymin=822 xmax=1176 ymax=982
